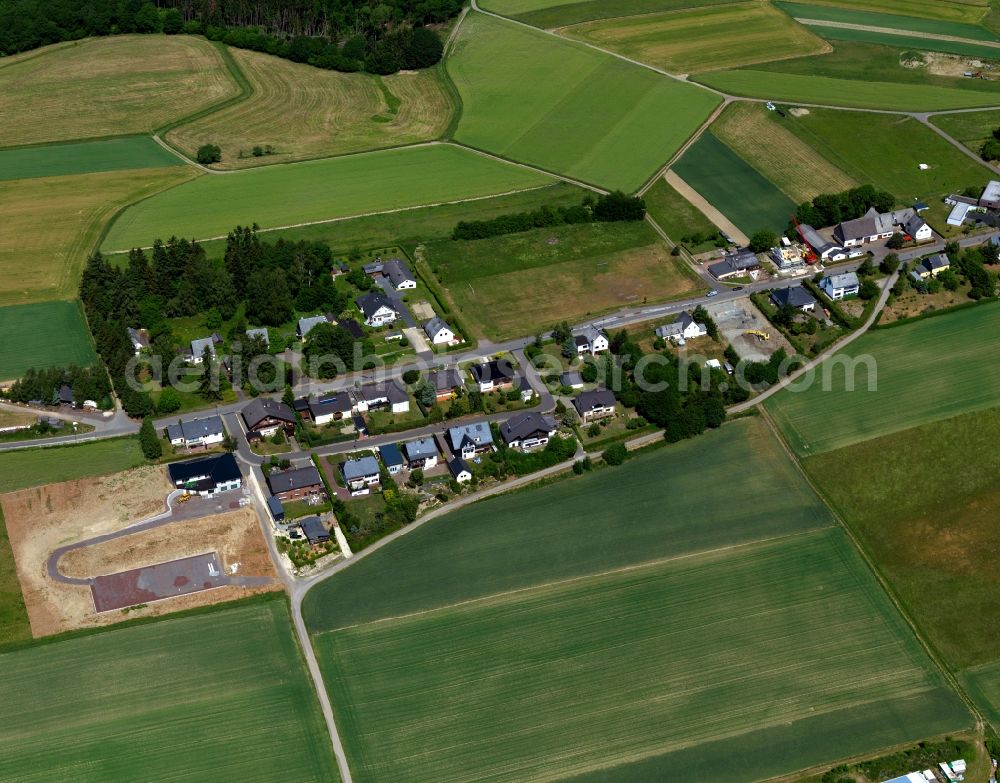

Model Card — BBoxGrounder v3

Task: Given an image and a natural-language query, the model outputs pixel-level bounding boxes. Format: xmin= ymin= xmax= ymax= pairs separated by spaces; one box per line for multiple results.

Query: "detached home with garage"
xmin=821 ymin=271 xmax=860 ymax=300
xmin=168 ymin=453 xmax=242 ymax=497
xmin=189 ymin=334 xmax=222 ymax=364
xmin=769 ymin=286 xmax=817 ymax=313
xmin=166 ymin=415 xmax=226 ymax=449
xmin=306 ymin=393 xmax=353 ymax=425
xmin=378 ymin=443 xmax=405 ymax=475
xmin=341 ymin=456 xmax=381 ymax=495
xmin=356 ymin=292 xmax=398 ymax=327
xmin=448 ymin=457 xmax=473 ymax=484
xmin=471 ymin=359 xmax=516 ymax=393
xmin=448 ymin=421 xmax=495 ymax=459
xmin=915 ymin=253 xmax=950 ymax=279
xmin=574 ymin=388 xmax=616 ymax=423
xmin=403 ymin=437 xmax=438 ymax=469
xmin=499 ymin=412 xmax=557 ymax=451
xmin=354 ymin=381 xmax=409 ymax=414
xmin=424 ymin=317 xmax=455 ymax=346
xmin=241 ymin=398 xmax=297 ymax=440
xmin=572 ymin=325 xmax=609 ymax=355
xmin=655 ymin=311 xmax=707 ymax=343
xmin=267 ymin=465 xmax=325 ymax=502
xmin=427 ymin=367 xmax=465 ymax=402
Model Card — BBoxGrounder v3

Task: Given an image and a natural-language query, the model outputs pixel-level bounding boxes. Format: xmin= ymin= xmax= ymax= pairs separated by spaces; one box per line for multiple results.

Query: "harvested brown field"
xmin=166 ymin=47 xmax=453 ymax=168
xmin=1 ymin=468 xmax=276 ymax=636
xmin=0 ymin=35 xmax=238 ymax=147
xmin=710 ymin=102 xmax=856 ymax=203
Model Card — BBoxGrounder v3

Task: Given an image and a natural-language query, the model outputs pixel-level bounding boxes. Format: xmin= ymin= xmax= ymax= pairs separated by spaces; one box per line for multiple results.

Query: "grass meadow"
xmin=0 ymin=437 xmax=145 ymax=494
xmin=426 ymin=220 xmax=700 ymax=338
xmin=775 ymin=0 xmax=990 ymax=25
xmin=560 ymin=2 xmax=828 ymax=74
xmin=166 ymin=47 xmax=453 ymax=168
xmin=803 ymin=405 xmax=1000 ymax=672
xmin=0 ymin=166 xmax=196 ymax=306
xmin=930 ymin=109 xmax=1000 ymax=157
xmin=672 ymin=132 xmax=796 ymax=235
xmin=0 ymin=598 xmax=339 ymax=782
xmin=766 ymin=303 xmax=1000 ymax=456
xmin=196 ymin=182 xmax=588 ymax=257
xmin=0 ymin=136 xmax=182 ymax=181
xmin=643 ymin=177 xmax=722 ymax=251
xmin=776 ymin=108 xmax=994 ymax=206
xmin=804 ymin=24 xmax=1000 ymax=59
xmin=0 ymin=301 xmax=96 ymax=380
xmin=0 ymin=505 xmax=30 ymax=648
xmin=775 ymin=1 xmax=999 ymax=40
xmin=0 ymin=35 xmax=238 ymax=147
xmin=482 ymin=0 xmax=735 ymax=27
xmin=447 ymin=12 xmax=720 ymax=190
xmin=710 ymin=102 xmax=856 ymax=203
xmin=102 ymin=144 xmax=554 ymax=251
xmin=696 ymin=69 xmax=1000 ymax=110
xmin=306 ymin=417 xmax=968 ymax=781
xmin=962 ymin=662 xmax=1000 ymax=729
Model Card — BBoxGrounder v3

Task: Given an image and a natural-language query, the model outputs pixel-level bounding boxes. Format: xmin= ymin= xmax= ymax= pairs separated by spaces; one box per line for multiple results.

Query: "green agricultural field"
xmin=447 ymin=12 xmax=721 ymax=190
xmin=930 ymin=108 xmax=1000 ymax=157
xmin=806 ymin=25 xmax=1000 ymax=59
xmin=773 ymin=0 xmax=989 ymax=25
xmin=427 ymin=220 xmax=700 ymax=338
xmin=0 ymin=136 xmax=182 ymax=181
xmin=775 ymin=1 xmax=1000 ymax=40
xmin=775 ymin=108 xmax=993 ymax=206
xmin=196 ymin=182 xmax=588 ymax=258
xmin=0 ymin=35 xmax=239 ymax=147
xmin=561 ymin=2 xmax=827 ymax=74
xmin=0 ymin=598 xmax=339 ymax=781
xmin=672 ymin=132 xmax=796 ymax=235
xmin=0 ymin=437 xmax=145 ymax=494
xmin=0 ymin=301 xmax=96 ymax=380
xmin=0 ymin=505 xmax=29 ymax=648
xmin=803 ymin=405 xmax=1000 ymax=672
xmin=696 ymin=68 xmax=1000 ymax=110
xmin=482 ymin=0 xmax=735 ymax=28
xmin=304 ymin=417 xmax=834 ymax=630
xmin=0 ymin=166 xmax=196 ymax=306
xmin=101 ymin=143 xmax=554 ymax=252
xmin=643 ymin=177 xmax=722 ymax=252
xmin=766 ymin=303 xmax=1000 ymax=456
xmin=962 ymin=662 xmax=1000 ymax=729
xmin=314 ymin=527 xmax=967 ymax=783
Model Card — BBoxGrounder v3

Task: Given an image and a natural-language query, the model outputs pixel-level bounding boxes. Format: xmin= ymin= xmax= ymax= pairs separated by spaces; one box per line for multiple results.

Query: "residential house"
xmin=427 ymin=368 xmax=465 ymax=402
xmin=245 ymin=327 xmax=269 ymax=346
xmin=572 ymin=324 xmax=610 ymax=355
xmin=561 ymin=371 xmax=584 ymax=390
xmin=573 ymin=388 xmax=616 ymax=423
xmin=168 ymin=453 xmax=242 ymax=497
xmin=518 ymin=376 xmax=534 ymax=403
xmin=267 ymin=495 xmax=285 ymax=524
xmin=770 ymin=286 xmax=817 ymax=313
xmin=471 ymin=359 xmax=516 ymax=393
xmin=127 ymin=327 xmax=149 ymax=356
xmin=166 ymin=415 xmax=226 ymax=449
xmin=424 ymin=317 xmax=455 ymax=345
xmin=297 ymin=314 xmax=331 ymax=340
xmin=267 ymin=465 xmax=325 ymax=502
xmin=904 ymin=214 xmax=933 ymax=243
xmin=57 ymin=384 xmax=74 ymax=406
xmin=499 ymin=412 xmax=557 ymax=451
xmin=305 ymin=393 xmax=352 ymax=425
xmin=356 ymin=292 xmax=398 ymax=327
xmin=821 ymin=271 xmax=860 ymax=300
xmin=189 ymin=334 xmax=221 ymax=364
xmin=378 ymin=443 xmax=405 ymax=475
xmin=448 ymin=421 xmax=495 ymax=459
xmin=798 ymin=223 xmax=847 ymax=262
xmin=299 ymin=516 xmax=330 ymax=547
xmin=834 ymin=207 xmax=895 ymax=247
xmin=241 ymin=398 xmax=296 ymax=440
xmin=383 ymin=258 xmax=417 ymax=290
xmin=341 ymin=456 xmax=381 ymax=495
xmin=708 ymin=248 xmax=760 ymax=280
xmin=354 ymin=381 xmax=409 ymax=414
xmin=339 ymin=318 xmax=365 ymax=339
xmin=655 ymin=311 xmax=707 ymax=343
xmin=916 ymin=253 xmax=951 ymax=279
xmin=448 ymin=456 xmax=472 ymax=484
xmin=403 ymin=437 xmax=438 ymax=469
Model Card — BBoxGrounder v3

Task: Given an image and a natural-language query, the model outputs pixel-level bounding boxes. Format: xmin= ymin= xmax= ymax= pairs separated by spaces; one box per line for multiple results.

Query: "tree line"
xmin=789 ymin=184 xmax=896 ymax=231
xmin=4 ymin=366 xmax=111 ymax=408
xmin=0 ymin=0 xmax=454 ymax=76
xmin=451 ymin=191 xmax=647 ymax=241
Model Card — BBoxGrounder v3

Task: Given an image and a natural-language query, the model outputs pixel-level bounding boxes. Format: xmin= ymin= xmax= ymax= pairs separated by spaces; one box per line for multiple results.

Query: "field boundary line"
xmin=314 ymin=525 xmax=835 ymax=634
xmin=661 ymin=169 xmax=750 ymax=244
xmin=757 ymin=406 xmax=985 ymax=732
xmin=440 ymin=8 xmax=469 ymax=140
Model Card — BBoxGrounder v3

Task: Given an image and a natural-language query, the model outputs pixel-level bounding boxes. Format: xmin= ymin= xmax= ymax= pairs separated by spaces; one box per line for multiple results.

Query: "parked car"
xmin=706 ymin=290 xmax=719 ymax=298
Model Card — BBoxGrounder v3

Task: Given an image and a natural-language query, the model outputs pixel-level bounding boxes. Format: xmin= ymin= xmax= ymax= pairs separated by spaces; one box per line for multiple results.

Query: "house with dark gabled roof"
xmin=299 ymin=516 xmax=330 ymax=546
xmin=424 ymin=317 xmax=455 ymax=345
xmin=356 ymin=292 xmax=398 ymax=327
xmin=573 ymin=388 xmax=616 ymax=423
xmin=915 ymin=253 xmax=950 ymax=279
xmin=168 ymin=453 xmax=242 ymax=497
xmin=166 ymin=415 xmax=226 ymax=449
xmin=266 ymin=464 xmax=325 ymax=502
xmin=500 ymin=412 xmax=557 ymax=451
xmin=427 ymin=368 xmax=464 ymax=401
xmin=354 ymin=380 xmax=409 ymax=414
xmin=241 ymin=398 xmax=296 ymax=440
xmin=379 ymin=443 xmax=405 ymax=474
xmin=471 ymin=359 xmax=516 ymax=393
xmin=297 ymin=314 xmax=332 ymax=341
xmin=383 ymin=258 xmax=416 ymax=290
xmin=448 ymin=456 xmax=472 ymax=483
xmin=655 ymin=311 xmax=706 ymax=343
xmin=308 ymin=393 xmax=353 ymax=425
xmin=770 ymin=285 xmax=817 ymax=312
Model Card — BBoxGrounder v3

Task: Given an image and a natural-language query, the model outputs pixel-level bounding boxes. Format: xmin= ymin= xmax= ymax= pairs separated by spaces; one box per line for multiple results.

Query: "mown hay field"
xmin=710 ymin=101 xmax=856 ymax=203
xmin=0 ymin=599 xmax=340 ymax=782
xmin=316 ymin=527 xmax=969 ymax=783
xmin=773 ymin=0 xmax=990 ymax=25
xmin=560 ymin=1 xmax=828 ymax=74
xmin=766 ymin=303 xmax=1000 ymax=456
xmin=482 ymin=0 xmax=734 ymax=27
xmin=0 ymin=301 xmax=96 ymax=380
xmin=776 ymin=1 xmax=998 ymax=39
xmin=0 ymin=136 xmax=182 ymax=181
xmin=803 ymin=405 xmax=1000 ymax=671
xmin=446 ymin=12 xmax=720 ymax=190
xmin=0 ymin=35 xmax=238 ymax=147
xmin=695 ymin=69 xmax=1000 ymax=110
xmin=0 ymin=166 xmax=196 ymax=306
xmin=0 ymin=437 xmax=145 ymax=494
xmin=166 ymin=47 xmax=453 ymax=169
xmin=101 ymin=143 xmax=554 ymax=252
xmin=672 ymin=132 xmax=795 ymax=235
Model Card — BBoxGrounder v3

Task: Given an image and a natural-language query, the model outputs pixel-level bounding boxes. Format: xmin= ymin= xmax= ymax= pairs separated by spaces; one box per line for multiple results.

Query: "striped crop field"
xmin=305 ymin=417 xmax=968 ymax=781
xmin=766 ymin=302 xmax=1000 ymax=456
xmin=0 ymin=136 xmax=182 ymax=181
xmin=480 ymin=0 xmax=736 ymax=28
xmin=775 ymin=2 xmax=999 ymax=40
xmin=771 ymin=0 xmax=990 ymax=25
xmin=0 ymin=599 xmax=339 ymax=782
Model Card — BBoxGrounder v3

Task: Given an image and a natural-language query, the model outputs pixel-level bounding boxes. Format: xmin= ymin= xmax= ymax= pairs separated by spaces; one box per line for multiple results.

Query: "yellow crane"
xmin=744 ymin=330 xmax=770 ymax=341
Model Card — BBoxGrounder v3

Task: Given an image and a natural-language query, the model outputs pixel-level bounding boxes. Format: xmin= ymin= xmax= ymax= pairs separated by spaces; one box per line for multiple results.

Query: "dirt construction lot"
xmin=2 ymin=467 xmax=277 ymax=636
xmin=709 ymin=297 xmax=794 ymax=362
